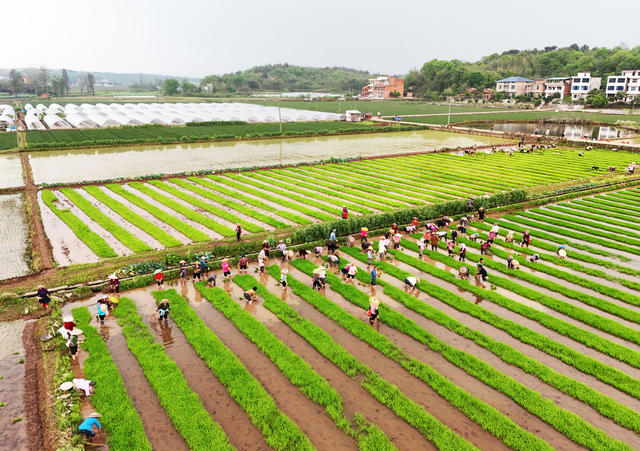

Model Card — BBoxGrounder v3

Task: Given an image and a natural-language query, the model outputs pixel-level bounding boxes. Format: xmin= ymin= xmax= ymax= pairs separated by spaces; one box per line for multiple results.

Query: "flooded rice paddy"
xmin=466 ymin=122 xmax=637 ymax=140
xmin=0 ymin=194 xmax=30 ymax=280
xmin=28 ymin=130 xmax=511 ymax=185
xmin=0 ymin=155 xmax=24 ymax=188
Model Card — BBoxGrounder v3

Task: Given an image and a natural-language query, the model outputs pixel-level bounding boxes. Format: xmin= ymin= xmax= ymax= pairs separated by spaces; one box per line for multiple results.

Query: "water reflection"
xmin=466 ymin=122 xmax=636 ymax=139
xmin=28 ymin=130 xmax=509 ymax=185
xmin=158 ymin=320 xmax=174 ymax=347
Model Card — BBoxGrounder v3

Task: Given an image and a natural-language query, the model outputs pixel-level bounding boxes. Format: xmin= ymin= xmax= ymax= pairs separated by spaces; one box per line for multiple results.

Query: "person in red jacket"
xmin=154 ymin=269 xmax=164 ymax=287
xmin=341 ymin=206 xmax=349 ymax=220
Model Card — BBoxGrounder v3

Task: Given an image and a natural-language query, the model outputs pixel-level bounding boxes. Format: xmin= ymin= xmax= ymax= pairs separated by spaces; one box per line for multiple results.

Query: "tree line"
xmin=3 ymin=67 xmax=96 ymax=96
xmin=406 ymin=45 xmax=640 ymax=100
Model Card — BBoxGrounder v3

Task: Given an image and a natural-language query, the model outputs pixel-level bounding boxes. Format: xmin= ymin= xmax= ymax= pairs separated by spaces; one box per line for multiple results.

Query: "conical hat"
xmin=370 ymin=296 xmax=380 ymax=307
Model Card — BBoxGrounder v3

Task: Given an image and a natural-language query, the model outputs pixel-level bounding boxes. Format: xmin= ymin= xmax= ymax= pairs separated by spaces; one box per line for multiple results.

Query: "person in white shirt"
xmin=404 ymin=276 xmax=419 ymax=292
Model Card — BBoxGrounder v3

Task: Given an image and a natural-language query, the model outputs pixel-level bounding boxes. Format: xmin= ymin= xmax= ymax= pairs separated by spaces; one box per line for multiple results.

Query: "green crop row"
xmin=60 ymin=188 xmax=151 ymax=253
xmin=150 ymin=290 xmax=314 ymax=450
xmin=142 ymin=181 xmax=248 ymax=235
xmin=106 ymin=184 xmax=210 ymax=242
xmin=370 ymin=246 xmax=640 ymax=400
xmin=450 ymin=235 xmax=640 ymax=327
xmin=216 ymin=174 xmax=335 ymax=221
xmin=529 ymin=208 xmax=640 ymax=243
xmin=194 ymin=284 xmax=395 ymax=450
xmin=168 ymin=178 xmax=287 ymax=229
xmin=257 ymin=170 xmax=382 ymax=213
xmin=333 ymin=251 xmax=640 ymax=437
xmin=550 ymin=203 xmax=639 ymax=231
xmin=471 ymin=222 xmax=640 ymax=279
xmin=512 ymin=212 xmax=640 ymax=256
xmin=233 ymin=273 xmax=477 ymax=451
xmin=84 ymin=186 xmax=182 ymax=248
xmin=580 ymin=197 xmax=640 ymax=219
xmin=278 ymin=264 xmax=552 ymax=451
xmin=188 ymin=177 xmax=312 ymax=225
xmin=499 ymin=216 xmax=624 ymax=259
xmin=73 ymin=307 xmax=151 ymax=451
xmin=112 ymin=298 xmax=232 ymax=449
xmin=41 ymin=190 xmax=117 ymax=258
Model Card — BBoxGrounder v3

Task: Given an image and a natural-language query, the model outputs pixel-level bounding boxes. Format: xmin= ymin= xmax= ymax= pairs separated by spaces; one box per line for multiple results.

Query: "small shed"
xmin=344 ymin=110 xmax=361 ymax=122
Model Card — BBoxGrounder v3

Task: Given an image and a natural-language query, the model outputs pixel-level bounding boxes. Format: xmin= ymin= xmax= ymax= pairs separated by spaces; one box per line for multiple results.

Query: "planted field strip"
xmin=0 ymin=194 xmax=30 ymax=280
xmin=255 ymin=170 xmax=384 ymax=213
xmin=186 ymin=177 xmax=311 ymax=225
xmin=166 ymin=178 xmax=284 ymax=229
xmin=344 ymin=245 xmax=640 ymax=400
xmin=332 ymin=251 xmax=640 ymax=442
xmin=268 ymin=266 xmax=558 ymax=451
xmin=293 ymin=258 xmax=639 ymax=449
xmin=41 ymin=190 xmax=117 ymax=258
xmin=112 ymin=298 xmax=233 ymax=449
xmin=192 ymin=284 xmax=394 ymax=450
xmin=147 ymin=290 xmax=316 ymax=450
xmin=106 ymin=184 xmax=210 ymax=242
xmin=73 ymin=307 xmax=152 ymax=450
xmin=545 ymin=204 xmax=640 ymax=232
xmin=59 ymin=188 xmax=152 ymax=253
xmin=234 ymin=274 xmax=478 ymax=450
xmin=83 ymin=186 xmax=183 ymax=248
xmin=557 ymin=201 xmax=640 ymax=229
xmin=217 ymin=173 xmax=336 ymax=220
xmin=137 ymin=181 xmax=242 ymax=235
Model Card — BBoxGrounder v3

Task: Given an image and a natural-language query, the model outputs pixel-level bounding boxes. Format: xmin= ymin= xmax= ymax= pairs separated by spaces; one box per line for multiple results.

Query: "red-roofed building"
xmin=361 ymin=76 xmax=405 ymax=99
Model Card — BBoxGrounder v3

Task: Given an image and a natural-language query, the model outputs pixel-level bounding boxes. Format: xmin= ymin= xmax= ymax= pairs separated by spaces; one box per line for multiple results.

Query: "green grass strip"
xmin=84 ymin=186 xmax=182 ymax=248
xmin=193 ymin=284 xmax=395 ymax=450
xmin=499 ymin=216 xmax=625 ymax=259
xmin=142 ymin=181 xmax=251 ymax=234
xmin=167 ymin=178 xmax=285 ymax=229
xmin=584 ymin=197 xmax=640 ymax=218
xmin=41 ymin=190 xmax=117 ymax=258
xmin=187 ymin=177 xmax=312 ymax=225
xmin=106 ymin=184 xmax=210 ymax=242
xmin=344 ymin=246 xmax=640 ymax=400
xmin=551 ymin=203 xmax=640 ymax=231
xmin=150 ymin=290 xmax=315 ymax=450
xmin=73 ymin=307 xmax=151 ymax=450
xmin=471 ymin=222 xmax=640 ymax=278
xmin=513 ymin=212 xmax=640 ymax=256
xmin=234 ymin=274 xmax=477 ymax=451
xmin=329 ymin=253 xmax=640 ymax=437
xmin=112 ymin=298 xmax=233 ymax=450
xmin=275 ymin=265 xmax=551 ymax=451
xmin=217 ymin=174 xmax=334 ymax=221
xmin=449 ymin=235 xmax=640 ymax=326
xmin=59 ymin=188 xmax=151 ymax=253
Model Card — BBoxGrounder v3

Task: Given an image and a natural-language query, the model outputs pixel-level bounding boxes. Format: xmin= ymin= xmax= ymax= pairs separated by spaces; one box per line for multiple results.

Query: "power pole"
xmin=278 ymin=99 xmax=282 ymax=135
xmin=447 ymin=99 xmax=452 ymax=125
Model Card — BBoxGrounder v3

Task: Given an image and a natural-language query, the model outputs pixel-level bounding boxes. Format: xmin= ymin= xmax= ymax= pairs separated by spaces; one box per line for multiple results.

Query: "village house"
xmin=361 ymin=76 xmax=405 ymax=99
xmin=495 ymin=77 xmax=534 ymax=97
xmin=570 ymin=72 xmax=601 ymax=100
xmin=606 ymin=70 xmax=640 ymax=101
xmin=544 ymin=77 xmax=571 ymax=99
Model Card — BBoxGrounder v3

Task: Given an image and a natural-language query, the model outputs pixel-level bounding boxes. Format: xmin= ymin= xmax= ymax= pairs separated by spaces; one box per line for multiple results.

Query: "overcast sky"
xmin=10 ymin=0 xmax=640 ymax=78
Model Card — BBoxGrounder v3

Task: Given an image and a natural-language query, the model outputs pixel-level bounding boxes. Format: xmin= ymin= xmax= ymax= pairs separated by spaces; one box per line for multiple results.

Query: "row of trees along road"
xmin=6 ymin=68 xmax=95 ymax=96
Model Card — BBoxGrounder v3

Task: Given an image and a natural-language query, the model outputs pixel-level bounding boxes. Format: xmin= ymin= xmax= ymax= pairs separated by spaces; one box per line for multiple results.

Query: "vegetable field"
xmin=38 ymin=147 xmax=640 ymax=266
xmin=67 ymin=186 xmax=640 ymax=449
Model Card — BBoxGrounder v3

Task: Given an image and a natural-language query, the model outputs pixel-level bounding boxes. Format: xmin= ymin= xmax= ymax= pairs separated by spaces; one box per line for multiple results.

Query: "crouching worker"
xmin=243 ymin=287 xmax=257 ymax=303
xmin=157 ymin=299 xmax=171 ymax=321
xmin=78 ymin=412 xmax=102 ymax=442
xmin=458 ymin=266 xmax=469 ymax=280
xmin=404 ymin=276 xmax=419 ymax=292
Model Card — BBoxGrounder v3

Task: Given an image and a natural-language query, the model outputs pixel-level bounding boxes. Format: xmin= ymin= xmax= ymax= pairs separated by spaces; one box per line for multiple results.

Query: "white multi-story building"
xmin=606 ymin=70 xmax=640 ymax=100
xmin=544 ymin=77 xmax=571 ymax=99
xmin=570 ymin=72 xmax=601 ymax=100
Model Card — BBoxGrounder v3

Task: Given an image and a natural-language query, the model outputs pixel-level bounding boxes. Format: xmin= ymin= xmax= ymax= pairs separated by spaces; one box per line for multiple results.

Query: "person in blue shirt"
xmin=95 ymin=302 xmax=107 ymax=325
xmin=370 ymin=267 xmax=378 ymax=286
xmin=78 ymin=412 xmax=102 ymax=440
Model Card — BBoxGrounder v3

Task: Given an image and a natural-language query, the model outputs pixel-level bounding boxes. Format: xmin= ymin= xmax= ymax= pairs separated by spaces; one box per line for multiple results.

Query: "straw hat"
xmin=69 ymin=328 xmax=83 ymax=336
xmin=108 ymin=274 xmax=117 ymax=280
xmin=281 ymin=268 xmax=288 ymax=274
xmin=38 ymin=284 xmax=44 ymax=289
xmin=313 ymin=267 xmax=322 ymax=274
xmin=179 ymin=260 xmax=186 ymax=264
xmin=154 ymin=269 xmax=162 ymax=275
xmin=558 ymin=249 xmax=567 ymax=257
xmin=88 ymin=412 xmax=102 ymax=418
xmin=59 ymin=381 xmax=73 ymax=391
xmin=369 ymin=296 xmax=380 ymax=307
xmin=62 ymin=315 xmax=73 ymax=323
xmin=460 ymin=243 xmax=466 ymax=249
xmin=361 ymin=227 xmax=368 ymax=232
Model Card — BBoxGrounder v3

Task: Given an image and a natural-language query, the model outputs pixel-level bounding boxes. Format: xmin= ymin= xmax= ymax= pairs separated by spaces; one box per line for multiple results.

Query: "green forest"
xmin=199 ymin=64 xmax=372 ymax=94
xmin=406 ymin=45 xmax=640 ymax=99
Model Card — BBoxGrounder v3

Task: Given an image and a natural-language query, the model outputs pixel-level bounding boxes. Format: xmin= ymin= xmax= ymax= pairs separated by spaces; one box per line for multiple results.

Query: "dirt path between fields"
xmin=20 ymin=153 xmax=53 ymax=271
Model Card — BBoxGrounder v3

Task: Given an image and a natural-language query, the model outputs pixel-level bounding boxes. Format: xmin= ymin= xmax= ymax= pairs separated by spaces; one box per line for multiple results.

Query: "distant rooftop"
xmin=497 ymin=76 xmax=534 ymax=83
xmin=546 ymin=77 xmax=570 ymax=81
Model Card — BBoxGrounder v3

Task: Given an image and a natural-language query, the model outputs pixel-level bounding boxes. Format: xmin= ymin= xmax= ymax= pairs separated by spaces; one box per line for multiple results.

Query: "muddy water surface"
xmin=0 ymin=154 xmax=23 ymax=188
xmin=28 ymin=130 xmax=511 ymax=185
xmin=0 ymin=320 xmax=27 ymax=451
xmin=0 ymin=194 xmax=30 ymax=280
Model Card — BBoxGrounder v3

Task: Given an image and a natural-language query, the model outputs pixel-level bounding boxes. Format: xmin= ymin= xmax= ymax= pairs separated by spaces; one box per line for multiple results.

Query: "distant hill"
xmin=199 ymin=64 xmax=375 ymax=94
xmin=406 ymin=45 xmax=640 ymax=99
xmin=0 ymin=68 xmax=199 ymax=86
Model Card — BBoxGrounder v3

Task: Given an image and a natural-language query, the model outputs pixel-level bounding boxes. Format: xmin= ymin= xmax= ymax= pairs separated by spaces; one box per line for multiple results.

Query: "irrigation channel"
xmin=48 ymin=197 xmax=640 ymax=451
